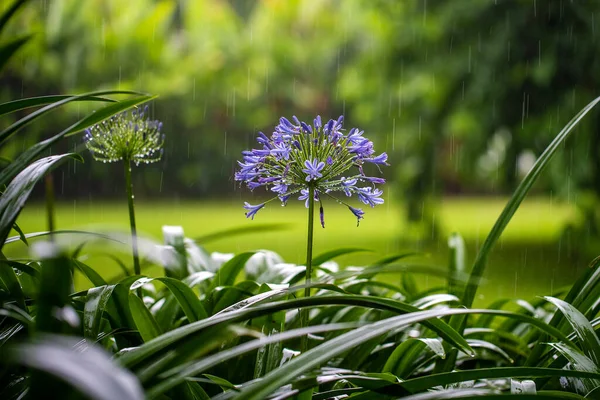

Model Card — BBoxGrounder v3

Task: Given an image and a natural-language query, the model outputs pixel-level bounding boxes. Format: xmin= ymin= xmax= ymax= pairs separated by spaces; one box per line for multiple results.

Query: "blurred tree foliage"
xmin=2 ymin=0 xmax=600 ymax=225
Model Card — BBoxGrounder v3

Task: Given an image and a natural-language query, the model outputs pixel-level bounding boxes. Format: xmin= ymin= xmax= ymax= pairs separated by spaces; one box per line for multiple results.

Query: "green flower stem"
xmin=300 ymin=184 xmax=315 ymax=353
xmin=44 ymin=173 xmax=55 ymax=239
xmin=124 ymin=159 xmax=141 ymax=276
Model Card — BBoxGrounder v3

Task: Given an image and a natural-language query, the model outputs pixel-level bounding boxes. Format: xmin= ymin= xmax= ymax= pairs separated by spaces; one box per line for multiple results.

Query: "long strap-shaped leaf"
xmin=145 ymin=323 xmax=361 ymax=398
xmin=0 ymin=95 xmax=154 ymax=189
xmin=0 ymin=0 xmax=27 ymax=34
xmin=0 ymin=94 xmax=116 ymax=116
xmin=0 ymin=34 xmax=31 ymax=71
xmin=7 ymin=334 xmax=144 ymax=400
xmin=545 ymin=296 xmax=600 ymax=365
xmin=0 ymin=90 xmax=145 ymax=146
xmin=399 ymin=366 xmax=600 ymax=393
xmin=462 ymin=95 xmax=600 ymax=309
xmin=228 ymin=308 xmax=579 ymax=400
xmin=0 ymin=154 xmax=81 ymax=245
xmin=118 ymin=295 xmax=575 ymax=370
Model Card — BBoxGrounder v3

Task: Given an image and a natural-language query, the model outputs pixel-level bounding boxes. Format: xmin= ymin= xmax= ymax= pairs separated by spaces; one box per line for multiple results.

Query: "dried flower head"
xmin=84 ymin=105 xmax=164 ymax=165
xmin=235 ymin=115 xmax=388 ymax=226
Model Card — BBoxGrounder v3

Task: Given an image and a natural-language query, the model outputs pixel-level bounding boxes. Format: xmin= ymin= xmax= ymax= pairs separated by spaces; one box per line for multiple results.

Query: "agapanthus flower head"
xmin=235 ymin=115 xmax=388 ymax=226
xmin=84 ymin=105 xmax=164 ymax=165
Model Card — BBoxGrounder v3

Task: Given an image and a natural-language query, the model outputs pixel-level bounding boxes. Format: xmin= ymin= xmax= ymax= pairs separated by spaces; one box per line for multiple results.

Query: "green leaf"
xmin=154 ymin=277 xmax=208 ymax=322
xmin=84 ymin=285 xmax=116 ymax=340
xmin=545 ymin=296 xmax=600 ymax=365
xmin=193 ymin=223 xmax=290 ymax=244
xmin=395 ymin=390 xmax=585 ymax=399
xmin=209 ymin=252 xmax=255 ymax=291
xmin=11 ymin=222 xmax=27 ymax=246
xmin=467 ymin=339 xmax=514 ymax=363
xmin=211 ymin=282 xmax=259 ymax=314
xmin=120 ymin=297 xmax=579 ymax=373
xmin=548 ymin=342 xmax=600 ymax=393
xmin=5 ymin=229 xmax=124 ymax=246
xmin=129 ymin=293 xmax=162 ymax=342
xmin=400 ymin=366 xmax=600 ymax=393
xmin=462 ymin=95 xmax=600 ymax=308
xmin=5 ymin=334 xmax=144 ymax=400
xmin=0 ymin=304 xmax=32 ymax=325
xmin=0 ymin=0 xmax=28 ymax=34
xmin=311 ymin=248 xmax=371 ymax=266
xmin=0 ymin=258 xmax=26 ymax=309
xmin=411 ymin=294 xmax=459 ymax=309
xmin=383 ymin=339 xmax=423 ymax=375
xmin=0 ymin=154 xmax=82 ymax=246
xmin=146 ymin=323 xmax=359 ymax=397
xmin=230 ymin=308 xmax=481 ymax=400
xmin=105 ymin=276 xmax=140 ymax=337
xmin=0 ymin=35 xmax=31 ymax=71
xmin=418 ymin=338 xmax=445 ymax=358
xmin=71 ymin=259 xmax=107 ymax=287
xmin=203 ymin=374 xmax=238 ymax=392
xmin=33 ymin=243 xmax=73 ymax=334
xmin=118 ymin=296 xmax=470 ymax=370
xmin=0 ymin=94 xmax=115 ymax=116
xmin=0 ymin=91 xmax=147 ymax=144
xmin=0 ymin=95 xmax=154 ymax=189
xmin=371 ymin=252 xmax=421 ymax=266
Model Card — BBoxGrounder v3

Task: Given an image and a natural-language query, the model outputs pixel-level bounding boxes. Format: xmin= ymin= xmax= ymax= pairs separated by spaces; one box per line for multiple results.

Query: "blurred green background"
xmin=2 ymin=0 xmax=600 ymax=301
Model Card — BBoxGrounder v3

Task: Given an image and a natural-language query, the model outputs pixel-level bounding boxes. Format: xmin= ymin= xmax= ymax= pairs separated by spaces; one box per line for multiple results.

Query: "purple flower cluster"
xmin=235 ymin=116 xmax=388 ymax=226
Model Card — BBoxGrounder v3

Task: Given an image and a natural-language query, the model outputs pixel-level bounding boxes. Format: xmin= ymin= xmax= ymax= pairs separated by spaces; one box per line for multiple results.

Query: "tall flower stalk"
xmin=235 ymin=115 xmax=387 ymax=351
xmin=84 ymin=105 xmax=164 ymax=276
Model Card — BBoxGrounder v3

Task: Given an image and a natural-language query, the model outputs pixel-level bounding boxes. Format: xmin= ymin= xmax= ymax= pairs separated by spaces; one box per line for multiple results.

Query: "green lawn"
xmin=9 ymin=196 xmax=581 ymax=303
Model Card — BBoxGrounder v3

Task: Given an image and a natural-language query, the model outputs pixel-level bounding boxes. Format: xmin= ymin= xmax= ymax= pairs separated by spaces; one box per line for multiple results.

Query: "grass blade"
xmin=462 ymin=95 xmax=600 ymax=308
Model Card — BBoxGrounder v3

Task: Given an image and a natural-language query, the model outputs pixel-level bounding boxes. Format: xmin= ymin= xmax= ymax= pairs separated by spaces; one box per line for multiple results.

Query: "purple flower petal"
xmin=243 ymin=202 xmax=264 ymax=220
